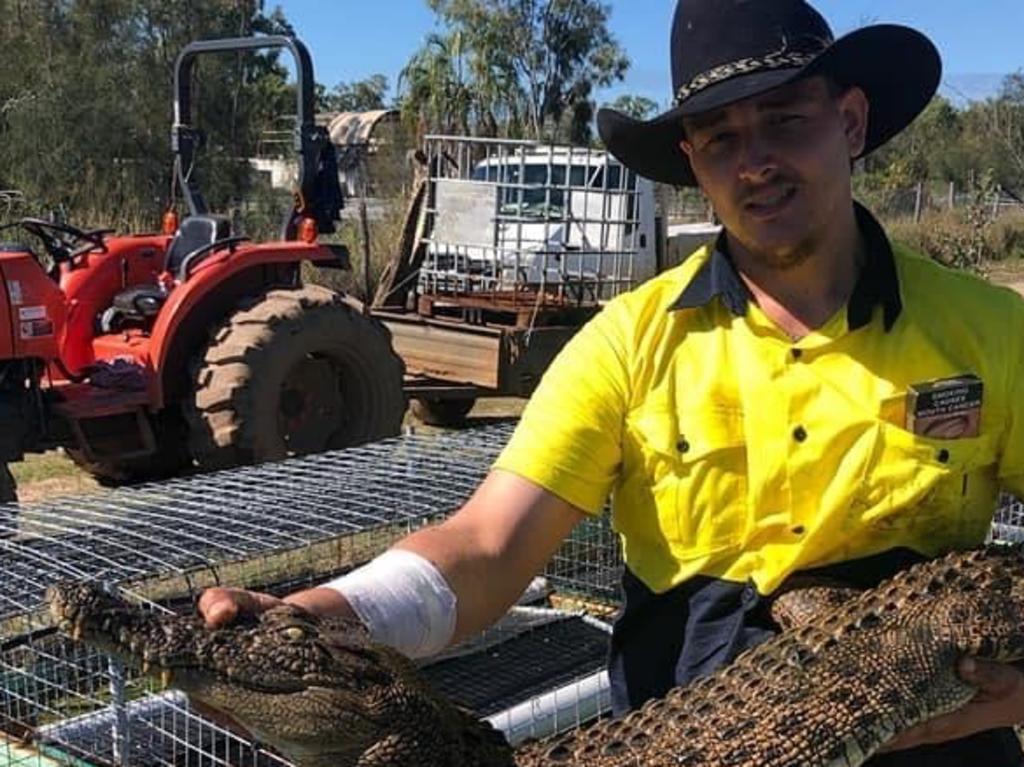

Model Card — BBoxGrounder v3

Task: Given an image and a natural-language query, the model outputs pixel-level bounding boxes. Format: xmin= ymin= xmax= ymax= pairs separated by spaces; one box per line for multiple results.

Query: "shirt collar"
xmin=669 ymin=202 xmax=902 ymax=332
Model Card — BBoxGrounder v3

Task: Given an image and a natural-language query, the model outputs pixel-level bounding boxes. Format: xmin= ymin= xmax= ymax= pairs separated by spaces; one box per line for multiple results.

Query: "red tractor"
xmin=0 ymin=36 xmax=405 ymax=501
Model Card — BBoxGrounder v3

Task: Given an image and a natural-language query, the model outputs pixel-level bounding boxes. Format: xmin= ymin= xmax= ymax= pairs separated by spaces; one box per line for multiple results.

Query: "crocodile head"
xmin=46 ymin=582 xmax=497 ymax=767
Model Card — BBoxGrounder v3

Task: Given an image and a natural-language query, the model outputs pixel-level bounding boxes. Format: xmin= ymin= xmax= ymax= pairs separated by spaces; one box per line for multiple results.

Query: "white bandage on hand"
xmin=321 ymin=548 xmax=457 ymax=658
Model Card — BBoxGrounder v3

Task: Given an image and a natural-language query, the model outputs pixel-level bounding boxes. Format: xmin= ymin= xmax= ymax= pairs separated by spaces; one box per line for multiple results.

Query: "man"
xmin=201 ymin=1 xmax=1024 ymax=762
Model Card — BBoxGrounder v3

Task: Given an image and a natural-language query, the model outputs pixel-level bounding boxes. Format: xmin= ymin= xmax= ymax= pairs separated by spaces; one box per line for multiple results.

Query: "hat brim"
xmin=598 ymin=25 xmax=941 ymax=187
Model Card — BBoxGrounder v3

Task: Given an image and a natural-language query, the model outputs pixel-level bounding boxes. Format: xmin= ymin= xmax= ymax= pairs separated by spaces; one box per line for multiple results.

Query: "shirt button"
xmin=793 ymin=426 xmax=808 ymax=443
xmin=937 ymin=448 xmax=950 ymax=464
xmin=791 ymin=348 xmax=803 ymax=360
xmin=791 ymin=525 xmax=806 ymax=536
xmin=677 ymin=437 xmax=690 ymax=454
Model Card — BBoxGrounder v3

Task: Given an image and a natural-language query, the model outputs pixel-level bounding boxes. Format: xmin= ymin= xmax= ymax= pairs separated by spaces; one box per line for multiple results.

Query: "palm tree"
xmin=397 ymin=32 xmax=473 ymax=137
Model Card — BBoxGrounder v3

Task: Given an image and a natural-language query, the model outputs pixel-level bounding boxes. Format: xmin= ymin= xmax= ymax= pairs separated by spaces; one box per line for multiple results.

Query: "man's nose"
xmin=736 ymin=131 xmax=779 ymax=182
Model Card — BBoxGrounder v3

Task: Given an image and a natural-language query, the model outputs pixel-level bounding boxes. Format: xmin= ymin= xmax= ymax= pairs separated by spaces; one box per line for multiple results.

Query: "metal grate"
xmin=0 ymin=425 xmax=517 ymax=766
xmin=424 ymin=613 xmax=610 ymax=717
xmin=0 ymin=425 xmax=516 ymax=628
xmin=990 ymin=493 xmax=1024 ymax=544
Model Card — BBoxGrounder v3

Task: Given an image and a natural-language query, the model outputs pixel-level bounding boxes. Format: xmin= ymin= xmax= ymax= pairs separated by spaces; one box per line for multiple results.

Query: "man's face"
xmin=680 ymin=76 xmax=868 ymax=269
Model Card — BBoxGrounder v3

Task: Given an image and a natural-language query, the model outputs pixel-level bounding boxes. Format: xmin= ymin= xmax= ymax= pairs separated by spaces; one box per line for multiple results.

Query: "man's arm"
xmin=200 ymin=469 xmax=587 ymax=643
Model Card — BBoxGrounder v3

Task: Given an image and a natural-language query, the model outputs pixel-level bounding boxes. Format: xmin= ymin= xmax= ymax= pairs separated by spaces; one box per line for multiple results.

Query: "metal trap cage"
xmin=545 ymin=514 xmax=623 ymax=616
xmin=417 ymin=135 xmax=654 ymax=320
xmin=15 ymin=423 xmax=1019 ymax=765
xmin=0 ymin=423 xmax=626 ymax=766
xmin=990 ymin=493 xmax=1024 ymax=544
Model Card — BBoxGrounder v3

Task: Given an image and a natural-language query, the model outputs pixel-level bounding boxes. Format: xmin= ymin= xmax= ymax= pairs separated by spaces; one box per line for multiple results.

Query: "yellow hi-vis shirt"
xmin=494 ymin=219 xmax=1024 ymax=596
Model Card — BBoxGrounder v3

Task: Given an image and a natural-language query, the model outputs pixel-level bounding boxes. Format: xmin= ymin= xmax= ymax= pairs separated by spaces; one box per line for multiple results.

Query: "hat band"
xmin=674 ymin=50 xmax=818 ymax=106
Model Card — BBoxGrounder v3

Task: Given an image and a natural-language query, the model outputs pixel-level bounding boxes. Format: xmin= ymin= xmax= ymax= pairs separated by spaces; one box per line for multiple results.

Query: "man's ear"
xmin=838 ymin=86 xmax=869 ymax=157
xmin=679 ymin=135 xmax=693 ymax=159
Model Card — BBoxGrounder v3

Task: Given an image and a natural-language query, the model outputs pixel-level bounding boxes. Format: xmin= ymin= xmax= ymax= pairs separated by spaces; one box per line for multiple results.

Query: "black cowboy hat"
xmin=598 ymin=0 xmax=941 ymax=187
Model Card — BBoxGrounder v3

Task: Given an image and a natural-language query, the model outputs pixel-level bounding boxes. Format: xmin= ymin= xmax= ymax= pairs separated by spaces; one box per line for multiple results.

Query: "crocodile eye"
xmin=282 ymin=626 xmax=307 ymax=641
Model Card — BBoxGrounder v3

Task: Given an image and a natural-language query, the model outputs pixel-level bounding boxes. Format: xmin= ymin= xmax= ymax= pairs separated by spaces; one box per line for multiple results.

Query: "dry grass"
xmin=886 ymin=209 xmax=1024 ymax=273
xmin=10 ymin=451 xmax=98 ymax=504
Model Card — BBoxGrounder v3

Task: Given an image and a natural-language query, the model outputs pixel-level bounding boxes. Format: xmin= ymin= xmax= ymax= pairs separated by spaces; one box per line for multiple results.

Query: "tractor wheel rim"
xmin=277 ymin=354 xmax=345 ymax=455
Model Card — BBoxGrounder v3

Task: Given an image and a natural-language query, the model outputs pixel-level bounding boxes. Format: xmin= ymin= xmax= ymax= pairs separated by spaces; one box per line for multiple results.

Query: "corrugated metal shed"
xmin=327 ymin=109 xmax=399 ymax=148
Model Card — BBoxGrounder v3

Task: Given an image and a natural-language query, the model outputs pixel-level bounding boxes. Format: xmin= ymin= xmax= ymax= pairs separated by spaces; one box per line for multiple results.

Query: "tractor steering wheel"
xmin=18 ymin=217 xmax=111 ymax=263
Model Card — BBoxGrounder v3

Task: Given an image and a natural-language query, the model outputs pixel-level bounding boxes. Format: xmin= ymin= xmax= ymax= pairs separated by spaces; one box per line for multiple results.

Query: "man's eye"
xmin=771 ymin=113 xmax=804 ymax=126
xmin=705 ymin=131 xmax=736 ymax=147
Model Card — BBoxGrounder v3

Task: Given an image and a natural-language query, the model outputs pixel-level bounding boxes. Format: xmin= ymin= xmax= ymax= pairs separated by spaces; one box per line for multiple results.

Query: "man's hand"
xmin=193 ymin=588 xmax=287 ymax=737
xmin=879 ymin=657 xmax=1024 ymax=752
xmin=197 ymin=587 xmax=284 ymax=628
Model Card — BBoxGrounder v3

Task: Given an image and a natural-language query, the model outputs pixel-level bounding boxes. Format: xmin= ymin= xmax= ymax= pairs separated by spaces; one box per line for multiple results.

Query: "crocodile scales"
xmin=48 ymin=544 xmax=1024 ymax=766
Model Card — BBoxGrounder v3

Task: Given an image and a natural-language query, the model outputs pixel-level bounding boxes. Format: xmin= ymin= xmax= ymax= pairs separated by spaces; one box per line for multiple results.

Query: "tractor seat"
xmin=165 ymin=214 xmax=231 ymax=277
xmin=100 ymin=215 xmax=231 ymax=332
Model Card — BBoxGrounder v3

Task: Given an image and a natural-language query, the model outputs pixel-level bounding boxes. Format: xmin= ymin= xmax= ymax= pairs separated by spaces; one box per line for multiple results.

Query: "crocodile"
xmin=47 ymin=544 xmax=1024 ymax=767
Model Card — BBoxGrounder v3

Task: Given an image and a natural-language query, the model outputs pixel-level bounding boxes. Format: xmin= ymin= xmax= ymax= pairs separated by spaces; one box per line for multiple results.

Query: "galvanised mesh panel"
xmin=0 ymin=424 xmax=517 ymax=766
xmin=545 ymin=514 xmax=622 ymax=609
xmin=424 ymin=614 xmax=610 ymax=717
xmin=991 ymin=493 xmax=1024 ymax=543
xmin=0 ymin=424 xmax=515 ymax=629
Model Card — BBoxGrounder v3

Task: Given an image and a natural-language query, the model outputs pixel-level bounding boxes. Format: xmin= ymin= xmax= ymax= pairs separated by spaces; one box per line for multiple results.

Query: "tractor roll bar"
xmin=171 ymin=35 xmax=342 ymax=236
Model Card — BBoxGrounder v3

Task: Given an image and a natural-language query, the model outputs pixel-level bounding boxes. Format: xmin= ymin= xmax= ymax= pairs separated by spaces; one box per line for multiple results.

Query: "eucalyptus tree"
xmin=402 ymin=0 xmax=629 ymax=141
xmin=0 ymin=0 xmax=295 ymax=225
xmin=320 ymin=75 xmax=390 ymax=114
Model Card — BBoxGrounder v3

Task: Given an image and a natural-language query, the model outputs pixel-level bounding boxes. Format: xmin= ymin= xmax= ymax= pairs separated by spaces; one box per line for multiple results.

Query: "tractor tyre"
xmin=410 ymin=397 xmax=476 ymax=427
xmin=187 ymin=285 xmax=405 ymax=471
xmin=64 ymin=410 xmax=192 ymax=487
xmin=64 ymin=447 xmax=189 ymax=488
xmin=0 ymin=464 xmax=16 ymax=503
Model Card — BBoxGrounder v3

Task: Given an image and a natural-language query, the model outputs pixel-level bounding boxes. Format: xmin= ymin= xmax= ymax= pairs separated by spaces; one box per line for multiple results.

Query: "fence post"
xmin=948 ymin=181 xmax=955 ymax=211
xmin=992 ymin=185 xmax=1001 ymax=218
xmin=914 ymin=181 xmax=924 ymax=223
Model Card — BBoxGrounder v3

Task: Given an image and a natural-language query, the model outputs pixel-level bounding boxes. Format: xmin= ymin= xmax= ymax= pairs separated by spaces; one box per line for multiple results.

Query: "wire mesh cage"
xmin=0 ymin=426 xmax=491 ymax=765
xmin=545 ymin=515 xmax=622 ymax=616
xmin=990 ymin=493 xmax=1024 ymax=544
xmin=4 ymin=421 xmax=1021 ymax=766
xmin=0 ymin=424 xmax=624 ymax=766
xmin=417 ymin=135 xmax=655 ymax=311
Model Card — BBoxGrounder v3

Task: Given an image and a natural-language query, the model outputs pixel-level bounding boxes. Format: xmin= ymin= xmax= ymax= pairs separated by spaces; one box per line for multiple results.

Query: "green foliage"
xmin=0 ymin=0 xmax=296 ymax=231
xmin=399 ymin=0 xmax=629 ymax=142
xmin=886 ymin=174 xmax=1024 ymax=275
xmin=305 ymin=198 xmax=410 ymax=303
xmin=319 ymin=75 xmax=390 ymax=113
xmin=861 ymin=73 xmax=1024 ymax=194
xmin=603 ymin=94 xmax=659 ymax=120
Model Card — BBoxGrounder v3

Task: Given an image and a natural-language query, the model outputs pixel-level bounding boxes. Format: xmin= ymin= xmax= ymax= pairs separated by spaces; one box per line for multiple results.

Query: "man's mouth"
xmin=743 ymin=185 xmax=797 ymax=218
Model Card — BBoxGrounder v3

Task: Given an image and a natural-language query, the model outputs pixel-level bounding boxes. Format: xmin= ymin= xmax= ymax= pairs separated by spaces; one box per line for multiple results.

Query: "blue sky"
xmin=277 ymin=1 xmax=1023 ymax=107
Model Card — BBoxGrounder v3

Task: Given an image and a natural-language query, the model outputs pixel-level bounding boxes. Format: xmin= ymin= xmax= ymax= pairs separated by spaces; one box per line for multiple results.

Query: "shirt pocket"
xmin=625 ymin=404 xmax=748 ymax=559
xmin=857 ymin=421 xmax=998 ymax=543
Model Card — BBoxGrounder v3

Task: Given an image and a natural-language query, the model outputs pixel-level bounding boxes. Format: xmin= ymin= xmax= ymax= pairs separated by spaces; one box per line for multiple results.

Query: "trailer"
xmin=373 ymin=135 xmax=661 ymax=424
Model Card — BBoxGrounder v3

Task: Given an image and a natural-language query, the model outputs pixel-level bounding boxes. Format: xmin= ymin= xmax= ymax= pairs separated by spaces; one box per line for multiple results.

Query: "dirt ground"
xmin=983 ymin=260 xmax=1024 ymax=296
xmin=10 ymin=263 xmax=1024 ymax=505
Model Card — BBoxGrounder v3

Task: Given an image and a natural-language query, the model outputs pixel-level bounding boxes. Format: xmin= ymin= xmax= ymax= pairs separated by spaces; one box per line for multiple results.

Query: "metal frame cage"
xmin=0 ymin=424 xmax=624 ymax=766
xmin=417 ymin=135 xmax=648 ymax=307
xmin=2 ymin=421 xmax=1021 ymax=766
